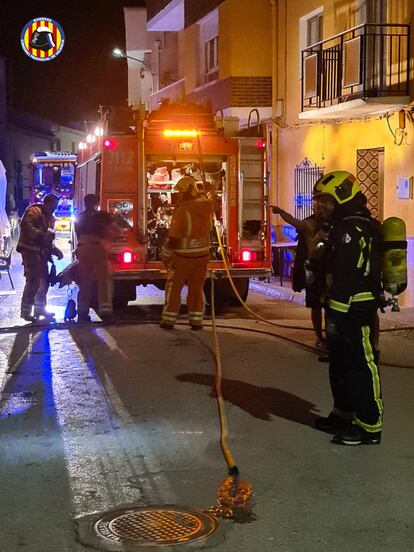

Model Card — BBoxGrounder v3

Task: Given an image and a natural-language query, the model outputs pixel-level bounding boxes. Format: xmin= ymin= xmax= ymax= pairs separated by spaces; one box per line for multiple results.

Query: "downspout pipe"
xmin=269 ymin=0 xmax=279 ymax=213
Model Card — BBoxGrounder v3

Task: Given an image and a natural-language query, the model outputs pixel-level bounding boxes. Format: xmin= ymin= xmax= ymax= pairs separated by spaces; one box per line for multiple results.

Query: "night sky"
xmin=0 ymin=0 xmax=145 ymax=126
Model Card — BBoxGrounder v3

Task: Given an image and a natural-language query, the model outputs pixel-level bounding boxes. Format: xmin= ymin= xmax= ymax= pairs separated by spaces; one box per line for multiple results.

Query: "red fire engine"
xmin=74 ymin=101 xmax=271 ymax=307
xmin=29 ymin=151 xmax=77 ymax=233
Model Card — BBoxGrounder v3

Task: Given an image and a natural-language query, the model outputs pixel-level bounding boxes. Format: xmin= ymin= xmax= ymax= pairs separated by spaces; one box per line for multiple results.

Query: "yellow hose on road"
xmin=214 ymin=220 xmax=299 ymax=328
xmin=210 ymin=274 xmax=237 ymax=473
xmin=208 ymin=272 xmax=254 ymax=521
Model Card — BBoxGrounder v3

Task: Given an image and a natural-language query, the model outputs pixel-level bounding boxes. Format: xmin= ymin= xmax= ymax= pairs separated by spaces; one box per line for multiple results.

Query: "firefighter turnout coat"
xmin=161 ymin=195 xmax=214 ymax=328
xmin=327 ymin=212 xmax=383 ymax=434
xmin=75 ymin=209 xmax=116 ymax=320
xmin=17 ymin=203 xmax=59 ymax=318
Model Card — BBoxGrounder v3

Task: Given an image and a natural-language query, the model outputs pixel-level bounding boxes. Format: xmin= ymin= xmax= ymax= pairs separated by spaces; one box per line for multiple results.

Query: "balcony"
xmin=300 ymin=23 xmax=410 ymax=121
xmin=147 ymin=0 xmax=184 ymax=31
xmin=150 ymin=78 xmax=186 ymax=111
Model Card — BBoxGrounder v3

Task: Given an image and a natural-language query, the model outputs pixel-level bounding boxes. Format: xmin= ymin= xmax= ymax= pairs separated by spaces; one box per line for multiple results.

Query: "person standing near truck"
xmin=17 ymin=193 xmax=63 ymax=321
xmin=74 ymin=194 xmax=122 ymax=323
xmin=160 ymin=176 xmax=214 ymax=330
xmin=272 ymin=197 xmax=335 ymax=349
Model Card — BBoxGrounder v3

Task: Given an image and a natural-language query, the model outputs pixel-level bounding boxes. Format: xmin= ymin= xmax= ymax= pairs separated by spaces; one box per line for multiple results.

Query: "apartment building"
xmin=274 ymin=0 xmax=413 ymax=305
xmin=125 ymin=0 xmax=272 ymax=128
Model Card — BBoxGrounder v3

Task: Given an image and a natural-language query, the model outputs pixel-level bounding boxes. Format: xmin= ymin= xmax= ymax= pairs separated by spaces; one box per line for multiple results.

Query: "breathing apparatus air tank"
xmin=381 ymin=217 xmax=407 ymax=300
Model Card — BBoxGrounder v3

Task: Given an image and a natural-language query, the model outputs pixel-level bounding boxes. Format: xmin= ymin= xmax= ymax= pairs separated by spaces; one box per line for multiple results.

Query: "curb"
xmin=250 ymin=279 xmax=305 ymax=306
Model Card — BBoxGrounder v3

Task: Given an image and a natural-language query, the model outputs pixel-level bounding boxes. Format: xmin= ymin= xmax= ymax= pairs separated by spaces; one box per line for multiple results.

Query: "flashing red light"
xmin=123 ymin=251 xmax=133 ymax=264
xmin=256 ymin=139 xmax=266 ymax=150
xmin=116 ymin=250 xmax=136 ymax=264
xmin=241 ymin=250 xmax=253 ymax=262
xmin=103 ymin=138 xmax=116 ymax=149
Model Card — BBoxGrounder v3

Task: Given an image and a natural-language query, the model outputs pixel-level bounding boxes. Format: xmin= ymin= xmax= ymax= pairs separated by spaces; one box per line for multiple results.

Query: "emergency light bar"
xmin=30 ymin=151 xmax=78 ymax=163
xmin=163 ymin=129 xmax=198 ymax=138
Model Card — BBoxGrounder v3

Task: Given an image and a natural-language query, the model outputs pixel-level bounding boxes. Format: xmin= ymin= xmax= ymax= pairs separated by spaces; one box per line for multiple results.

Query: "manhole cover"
xmin=92 ymin=506 xmax=218 ymax=547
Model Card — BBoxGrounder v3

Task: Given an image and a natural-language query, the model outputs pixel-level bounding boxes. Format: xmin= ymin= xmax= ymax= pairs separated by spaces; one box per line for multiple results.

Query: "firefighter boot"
xmin=332 ymin=424 xmax=381 ymax=446
xmin=314 ymin=412 xmax=350 ymax=434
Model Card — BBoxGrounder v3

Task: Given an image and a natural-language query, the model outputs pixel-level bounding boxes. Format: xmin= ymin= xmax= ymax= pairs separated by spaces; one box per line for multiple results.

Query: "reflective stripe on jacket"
xmin=329 ymin=215 xmax=380 ymax=313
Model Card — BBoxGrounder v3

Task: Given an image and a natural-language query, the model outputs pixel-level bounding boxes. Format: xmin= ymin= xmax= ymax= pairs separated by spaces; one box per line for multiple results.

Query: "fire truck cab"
xmin=74 ymin=101 xmax=271 ymax=307
xmin=29 ymin=151 xmax=77 ymax=234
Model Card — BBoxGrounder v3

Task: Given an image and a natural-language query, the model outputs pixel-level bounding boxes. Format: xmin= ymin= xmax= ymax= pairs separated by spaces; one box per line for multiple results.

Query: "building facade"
xmin=126 ymin=0 xmax=413 ymax=306
xmin=126 ymin=0 xmax=273 ymax=128
xmin=275 ymin=0 xmax=413 ymax=306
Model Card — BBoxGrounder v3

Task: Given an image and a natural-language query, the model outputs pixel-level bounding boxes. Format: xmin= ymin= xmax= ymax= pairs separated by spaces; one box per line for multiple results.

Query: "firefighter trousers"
xmin=76 ymin=236 xmax=113 ymax=318
xmin=20 ymin=250 xmax=49 ymax=318
xmin=161 ymin=253 xmax=209 ymax=328
xmin=326 ymin=308 xmax=383 ymax=433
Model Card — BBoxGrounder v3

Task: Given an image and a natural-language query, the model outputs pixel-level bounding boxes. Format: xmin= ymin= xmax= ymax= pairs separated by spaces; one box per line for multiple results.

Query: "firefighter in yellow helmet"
xmin=160 ymin=176 xmax=214 ymax=330
xmin=17 ymin=193 xmax=63 ymax=321
xmin=312 ymin=171 xmax=383 ymax=445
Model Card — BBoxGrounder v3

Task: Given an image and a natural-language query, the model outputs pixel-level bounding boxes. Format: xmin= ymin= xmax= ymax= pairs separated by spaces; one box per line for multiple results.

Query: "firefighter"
xmin=312 ymin=171 xmax=383 ymax=445
xmin=74 ymin=194 xmax=122 ymax=323
xmin=17 ymin=193 xmax=63 ymax=321
xmin=160 ymin=176 xmax=214 ymax=330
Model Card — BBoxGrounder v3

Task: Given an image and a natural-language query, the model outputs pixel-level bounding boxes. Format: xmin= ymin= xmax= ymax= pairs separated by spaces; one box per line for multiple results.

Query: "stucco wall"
xmin=277 ymin=118 xmax=414 ymax=307
xmin=218 ymin=0 xmax=272 ymax=79
xmin=273 ymin=0 xmax=414 ymax=306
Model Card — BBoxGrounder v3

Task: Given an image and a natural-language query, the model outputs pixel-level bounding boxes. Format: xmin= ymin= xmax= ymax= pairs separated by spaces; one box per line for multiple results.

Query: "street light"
xmin=112 ymin=47 xmax=152 ymax=79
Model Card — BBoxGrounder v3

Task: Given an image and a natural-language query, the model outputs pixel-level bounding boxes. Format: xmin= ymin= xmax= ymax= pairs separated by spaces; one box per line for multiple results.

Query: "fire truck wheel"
xmin=204 ymin=277 xmax=249 ymax=308
xmin=228 ymin=277 xmax=249 ymax=305
xmin=113 ymin=282 xmax=136 ymax=309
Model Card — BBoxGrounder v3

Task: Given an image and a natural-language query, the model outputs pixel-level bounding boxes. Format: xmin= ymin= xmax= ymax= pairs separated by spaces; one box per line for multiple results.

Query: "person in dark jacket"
xmin=17 ymin=193 xmax=63 ymax=321
xmin=312 ymin=171 xmax=383 ymax=446
xmin=272 ymin=198 xmax=334 ymax=349
xmin=74 ymin=194 xmax=123 ymax=323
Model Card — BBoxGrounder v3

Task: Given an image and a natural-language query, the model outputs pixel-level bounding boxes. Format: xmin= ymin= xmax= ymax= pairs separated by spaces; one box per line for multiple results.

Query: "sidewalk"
xmin=250 ymin=276 xmax=414 ymax=329
xmin=250 ymin=277 xmax=414 ymax=369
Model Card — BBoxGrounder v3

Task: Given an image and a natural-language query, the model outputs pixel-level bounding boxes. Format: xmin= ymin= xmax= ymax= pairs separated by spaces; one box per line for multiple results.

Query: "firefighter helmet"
xmin=313 ymin=171 xmax=360 ymax=204
xmin=174 ymin=176 xmax=199 ymax=198
xmin=29 ymin=26 xmax=55 ymax=52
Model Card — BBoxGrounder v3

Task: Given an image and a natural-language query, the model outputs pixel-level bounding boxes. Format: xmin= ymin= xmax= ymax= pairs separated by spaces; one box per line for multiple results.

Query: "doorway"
xmin=356 ymin=147 xmax=384 ymax=221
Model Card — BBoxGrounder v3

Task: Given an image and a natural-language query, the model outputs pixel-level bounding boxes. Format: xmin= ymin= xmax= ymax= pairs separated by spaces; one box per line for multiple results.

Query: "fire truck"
xmin=29 ymin=151 xmax=77 ymax=233
xmin=74 ymin=101 xmax=271 ymax=307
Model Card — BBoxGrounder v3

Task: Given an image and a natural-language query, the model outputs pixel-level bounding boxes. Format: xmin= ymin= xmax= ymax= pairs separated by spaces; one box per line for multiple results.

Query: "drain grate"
xmin=92 ymin=506 xmax=218 ymax=547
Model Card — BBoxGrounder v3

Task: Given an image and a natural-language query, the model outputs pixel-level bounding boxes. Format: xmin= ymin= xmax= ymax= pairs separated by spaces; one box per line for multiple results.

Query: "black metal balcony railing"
xmin=302 ymin=23 xmax=410 ymax=111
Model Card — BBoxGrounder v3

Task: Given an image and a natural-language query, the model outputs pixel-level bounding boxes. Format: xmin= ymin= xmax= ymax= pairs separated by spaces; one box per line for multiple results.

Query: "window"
xmin=205 ymin=36 xmax=218 ymax=81
xmin=307 ymin=14 xmax=323 ymax=47
xmin=198 ymin=9 xmax=218 ymax=86
xmin=299 ymin=7 xmax=324 ymax=77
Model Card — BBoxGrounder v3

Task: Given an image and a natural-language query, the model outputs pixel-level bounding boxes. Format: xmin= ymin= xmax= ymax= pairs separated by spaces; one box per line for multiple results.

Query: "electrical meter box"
xmin=397 ymin=176 xmax=413 ymax=199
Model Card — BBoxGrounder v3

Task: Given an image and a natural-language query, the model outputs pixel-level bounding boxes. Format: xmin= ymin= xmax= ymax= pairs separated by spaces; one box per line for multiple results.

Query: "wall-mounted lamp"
xmin=386 ymin=110 xmax=407 ymax=147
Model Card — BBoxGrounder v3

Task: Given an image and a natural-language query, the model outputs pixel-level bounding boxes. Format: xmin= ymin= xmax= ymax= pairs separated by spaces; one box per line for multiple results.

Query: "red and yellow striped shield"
xmin=20 ymin=17 xmax=65 ymax=61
